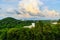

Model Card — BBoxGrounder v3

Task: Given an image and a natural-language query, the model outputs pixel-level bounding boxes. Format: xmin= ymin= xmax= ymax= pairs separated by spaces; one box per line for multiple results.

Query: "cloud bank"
xmin=17 ymin=0 xmax=60 ymax=19
xmin=0 ymin=0 xmax=60 ymax=20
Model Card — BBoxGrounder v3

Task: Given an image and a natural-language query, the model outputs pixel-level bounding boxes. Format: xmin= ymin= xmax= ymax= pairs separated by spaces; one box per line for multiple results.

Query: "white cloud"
xmin=6 ymin=8 xmax=14 ymax=12
xmin=42 ymin=8 xmax=60 ymax=18
xmin=18 ymin=0 xmax=60 ymax=19
xmin=19 ymin=0 xmax=43 ymax=14
xmin=0 ymin=14 xmax=8 ymax=19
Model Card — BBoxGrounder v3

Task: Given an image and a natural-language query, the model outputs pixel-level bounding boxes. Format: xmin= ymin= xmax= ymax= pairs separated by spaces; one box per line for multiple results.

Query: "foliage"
xmin=0 ymin=17 xmax=60 ymax=40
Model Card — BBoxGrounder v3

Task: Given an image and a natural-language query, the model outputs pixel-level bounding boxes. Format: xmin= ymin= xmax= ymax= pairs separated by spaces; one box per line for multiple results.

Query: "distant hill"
xmin=0 ymin=17 xmax=21 ymax=29
xmin=0 ymin=17 xmax=34 ymax=29
xmin=0 ymin=17 xmax=59 ymax=29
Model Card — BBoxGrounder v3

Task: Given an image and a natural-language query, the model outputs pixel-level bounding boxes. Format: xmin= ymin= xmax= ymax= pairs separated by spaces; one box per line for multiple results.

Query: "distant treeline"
xmin=0 ymin=17 xmax=60 ymax=40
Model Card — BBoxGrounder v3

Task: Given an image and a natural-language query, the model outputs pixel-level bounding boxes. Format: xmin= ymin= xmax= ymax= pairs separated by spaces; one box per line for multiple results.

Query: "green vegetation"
xmin=0 ymin=17 xmax=60 ymax=40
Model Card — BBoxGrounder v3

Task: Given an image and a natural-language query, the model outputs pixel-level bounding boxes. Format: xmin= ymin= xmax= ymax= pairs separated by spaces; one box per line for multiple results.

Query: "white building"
xmin=32 ymin=23 xmax=35 ymax=27
xmin=52 ymin=22 xmax=57 ymax=24
xmin=24 ymin=23 xmax=35 ymax=28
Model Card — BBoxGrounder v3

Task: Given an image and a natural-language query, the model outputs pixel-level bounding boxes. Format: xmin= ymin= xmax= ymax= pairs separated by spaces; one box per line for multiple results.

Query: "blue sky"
xmin=0 ymin=0 xmax=60 ymax=20
xmin=44 ymin=0 xmax=60 ymax=11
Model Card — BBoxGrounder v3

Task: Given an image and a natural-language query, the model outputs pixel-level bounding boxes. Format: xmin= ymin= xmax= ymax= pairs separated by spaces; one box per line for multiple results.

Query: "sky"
xmin=0 ymin=0 xmax=60 ymax=20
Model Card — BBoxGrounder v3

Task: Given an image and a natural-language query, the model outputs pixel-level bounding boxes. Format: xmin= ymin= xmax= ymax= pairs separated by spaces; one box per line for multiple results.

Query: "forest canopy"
xmin=0 ymin=17 xmax=60 ymax=40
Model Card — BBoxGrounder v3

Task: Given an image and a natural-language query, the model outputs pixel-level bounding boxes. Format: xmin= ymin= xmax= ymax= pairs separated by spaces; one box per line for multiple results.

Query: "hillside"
xmin=0 ymin=17 xmax=35 ymax=29
xmin=0 ymin=17 xmax=60 ymax=40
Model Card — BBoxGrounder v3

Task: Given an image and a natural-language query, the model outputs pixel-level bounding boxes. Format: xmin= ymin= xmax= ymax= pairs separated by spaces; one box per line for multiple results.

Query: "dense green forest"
xmin=0 ymin=17 xmax=60 ymax=40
